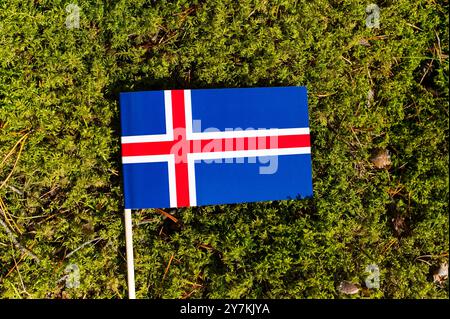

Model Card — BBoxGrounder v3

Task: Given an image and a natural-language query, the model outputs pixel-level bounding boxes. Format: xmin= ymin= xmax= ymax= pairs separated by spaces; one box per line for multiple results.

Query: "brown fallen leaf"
xmin=433 ymin=263 xmax=448 ymax=287
xmin=359 ymin=38 xmax=371 ymax=47
xmin=371 ymin=149 xmax=391 ymax=169
xmin=338 ymin=281 xmax=360 ymax=295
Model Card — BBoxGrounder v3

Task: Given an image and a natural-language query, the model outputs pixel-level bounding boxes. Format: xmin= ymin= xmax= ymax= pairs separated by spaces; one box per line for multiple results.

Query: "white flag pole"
xmin=124 ymin=208 xmax=136 ymax=299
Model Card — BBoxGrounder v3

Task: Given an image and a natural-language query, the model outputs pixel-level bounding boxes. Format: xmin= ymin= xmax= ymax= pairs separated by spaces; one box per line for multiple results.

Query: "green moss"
xmin=0 ymin=0 xmax=448 ymax=298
